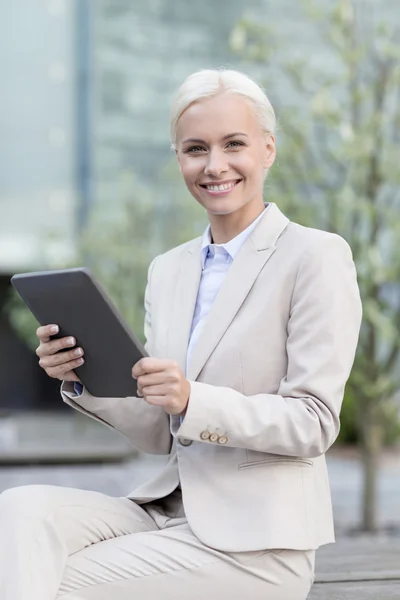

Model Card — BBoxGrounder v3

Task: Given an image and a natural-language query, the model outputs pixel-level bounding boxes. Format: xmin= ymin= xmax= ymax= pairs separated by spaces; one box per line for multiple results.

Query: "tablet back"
xmin=11 ymin=268 xmax=146 ymax=398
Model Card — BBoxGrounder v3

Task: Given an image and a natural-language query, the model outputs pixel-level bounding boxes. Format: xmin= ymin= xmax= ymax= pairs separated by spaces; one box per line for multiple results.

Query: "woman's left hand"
xmin=132 ymin=357 xmax=190 ymax=416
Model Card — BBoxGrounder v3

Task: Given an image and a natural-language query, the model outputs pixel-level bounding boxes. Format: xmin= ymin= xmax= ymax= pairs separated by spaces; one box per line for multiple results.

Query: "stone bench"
xmin=309 ymin=536 xmax=400 ymax=599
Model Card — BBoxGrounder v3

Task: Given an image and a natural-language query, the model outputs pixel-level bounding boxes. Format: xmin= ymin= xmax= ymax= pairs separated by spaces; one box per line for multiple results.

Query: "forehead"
xmin=176 ymin=93 xmax=261 ymax=142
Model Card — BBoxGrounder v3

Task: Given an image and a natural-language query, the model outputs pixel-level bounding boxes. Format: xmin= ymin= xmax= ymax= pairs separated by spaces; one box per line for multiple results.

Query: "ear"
xmin=263 ymin=134 xmax=276 ymax=170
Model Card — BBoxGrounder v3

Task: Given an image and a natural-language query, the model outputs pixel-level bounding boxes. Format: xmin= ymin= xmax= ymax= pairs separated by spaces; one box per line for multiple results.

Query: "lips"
xmin=199 ymin=179 xmax=242 ymax=192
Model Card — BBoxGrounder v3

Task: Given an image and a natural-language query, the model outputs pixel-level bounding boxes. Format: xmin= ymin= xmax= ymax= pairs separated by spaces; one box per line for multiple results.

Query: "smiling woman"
xmin=0 ymin=69 xmax=362 ymax=600
xmin=172 ymin=70 xmax=276 ymax=242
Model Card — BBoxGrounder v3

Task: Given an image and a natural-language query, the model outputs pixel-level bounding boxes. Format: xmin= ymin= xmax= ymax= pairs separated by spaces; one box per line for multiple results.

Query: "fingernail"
xmin=50 ymin=325 xmax=59 ymax=334
xmin=67 ymin=337 xmax=75 ymax=346
xmin=74 ymin=348 xmax=83 ymax=356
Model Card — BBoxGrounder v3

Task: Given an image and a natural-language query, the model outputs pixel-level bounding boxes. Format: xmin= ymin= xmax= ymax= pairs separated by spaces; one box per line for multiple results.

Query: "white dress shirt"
xmin=186 ymin=205 xmax=269 ymax=373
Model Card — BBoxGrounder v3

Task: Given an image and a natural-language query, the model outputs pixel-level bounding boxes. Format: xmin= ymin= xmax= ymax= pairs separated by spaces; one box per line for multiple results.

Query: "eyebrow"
xmin=181 ymin=132 xmax=249 ymax=144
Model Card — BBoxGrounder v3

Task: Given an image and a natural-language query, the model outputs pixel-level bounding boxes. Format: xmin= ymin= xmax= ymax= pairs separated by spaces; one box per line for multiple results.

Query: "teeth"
xmin=206 ymin=181 xmax=237 ymax=192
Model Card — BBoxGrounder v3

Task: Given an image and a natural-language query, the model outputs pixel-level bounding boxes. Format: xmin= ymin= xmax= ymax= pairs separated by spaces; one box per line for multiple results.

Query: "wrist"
xmin=179 ymin=380 xmax=191 ymax=418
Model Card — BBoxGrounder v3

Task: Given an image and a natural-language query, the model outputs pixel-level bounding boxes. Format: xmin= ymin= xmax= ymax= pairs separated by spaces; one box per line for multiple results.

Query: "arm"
xmin=61 ymin=257 xmax=172 ymax=455
xmin=176 ymin=235 xmax=362 ymax=458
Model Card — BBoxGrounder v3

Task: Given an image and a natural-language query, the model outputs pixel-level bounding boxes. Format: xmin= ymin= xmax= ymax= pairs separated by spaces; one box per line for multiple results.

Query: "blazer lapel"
xmin=187 ymin=203 xmax=290 ymax=382
xmin=166 ymin=238 xmax=203 ymax=374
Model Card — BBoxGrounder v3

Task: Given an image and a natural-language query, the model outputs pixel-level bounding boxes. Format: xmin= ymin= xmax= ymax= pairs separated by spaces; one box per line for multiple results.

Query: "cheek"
xmin=180 ymin=159 xmax=202 ymax=186
xmin=234 ymin=154 xmax=263 ymax=182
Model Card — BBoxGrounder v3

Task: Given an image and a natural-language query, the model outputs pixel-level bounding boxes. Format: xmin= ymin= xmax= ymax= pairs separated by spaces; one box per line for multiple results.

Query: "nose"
xmin=204 ymin=148 xmax=229 ymax=178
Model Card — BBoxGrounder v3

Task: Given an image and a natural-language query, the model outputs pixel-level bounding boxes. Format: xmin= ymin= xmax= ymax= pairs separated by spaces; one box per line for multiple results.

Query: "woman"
xmin=0 ymin=69 xmax=362 ymax=600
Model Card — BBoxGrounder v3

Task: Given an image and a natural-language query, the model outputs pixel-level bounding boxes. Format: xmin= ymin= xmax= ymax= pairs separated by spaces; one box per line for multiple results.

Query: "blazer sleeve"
xmin=175 ymin=235 xmax=363 ymax=458
xmin=61 ymin=256 xmax=172 ymax=456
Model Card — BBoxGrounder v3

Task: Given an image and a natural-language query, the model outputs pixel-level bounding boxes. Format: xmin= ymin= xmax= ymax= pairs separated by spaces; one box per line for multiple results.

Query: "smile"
xmin=199 ymin=179 xmax=242 ymax=195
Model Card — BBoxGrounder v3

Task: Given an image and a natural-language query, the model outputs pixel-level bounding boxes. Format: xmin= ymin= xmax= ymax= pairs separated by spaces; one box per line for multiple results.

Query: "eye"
xmin=226 ymin=140 xmax=245 ymax=149
xmin=185 ymin=145 xmax=206 ymax=153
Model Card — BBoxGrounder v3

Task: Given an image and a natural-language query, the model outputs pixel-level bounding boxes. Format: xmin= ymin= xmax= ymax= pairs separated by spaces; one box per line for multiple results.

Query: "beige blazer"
xmin=62 ymin=203 xmax=362 ymax=552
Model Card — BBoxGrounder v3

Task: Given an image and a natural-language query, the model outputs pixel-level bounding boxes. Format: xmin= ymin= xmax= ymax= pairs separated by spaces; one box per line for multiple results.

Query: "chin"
xmin=207 ymin=200 xmax=247 ymax=216
xmin=193 ymin=195 xmax=242 ymax=214
xmin=207 ymin=206 xmax=238 ymax=216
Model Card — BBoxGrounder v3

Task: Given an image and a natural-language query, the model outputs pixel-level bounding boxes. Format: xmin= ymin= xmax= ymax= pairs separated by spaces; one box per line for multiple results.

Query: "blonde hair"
xmin=170 ymin=69 xmax=276 ymax=150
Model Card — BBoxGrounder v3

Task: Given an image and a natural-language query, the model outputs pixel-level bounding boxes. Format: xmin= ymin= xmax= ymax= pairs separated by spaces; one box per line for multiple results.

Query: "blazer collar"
xmin=167 ymin=203 xmax=290 ymax=380
xmin=200 ymin=203 xmax=270 ymax=267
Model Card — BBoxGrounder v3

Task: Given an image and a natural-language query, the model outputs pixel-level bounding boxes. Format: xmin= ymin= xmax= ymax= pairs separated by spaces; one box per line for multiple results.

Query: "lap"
xmin=0 ymin=484 xmax=156 ymax=554
xmin=1 ymin=484 xmax=315 ymax=600
xmin=57 ymin=522 xmax=314 ymax=600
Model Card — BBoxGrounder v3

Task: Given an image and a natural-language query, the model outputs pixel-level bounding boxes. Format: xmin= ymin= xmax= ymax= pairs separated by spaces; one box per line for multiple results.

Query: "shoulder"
xmin=282 ymin=221 xmax=353 ymax=261
xmin=148 ymin=236 xmax=202 ymax=279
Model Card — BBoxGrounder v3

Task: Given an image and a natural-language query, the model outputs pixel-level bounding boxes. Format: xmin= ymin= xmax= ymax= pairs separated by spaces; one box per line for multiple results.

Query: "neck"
xmin=208 ymin=201 xmax=265 ymax=244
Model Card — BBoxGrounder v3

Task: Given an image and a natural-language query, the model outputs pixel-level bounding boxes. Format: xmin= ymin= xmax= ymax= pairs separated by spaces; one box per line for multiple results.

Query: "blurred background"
xmin=0 ymin=0 xmax=399 ymax=537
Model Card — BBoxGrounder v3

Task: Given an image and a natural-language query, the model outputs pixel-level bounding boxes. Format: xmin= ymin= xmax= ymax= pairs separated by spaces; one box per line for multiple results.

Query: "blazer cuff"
xmin=175 ymin=380 xmax=222 ymax=444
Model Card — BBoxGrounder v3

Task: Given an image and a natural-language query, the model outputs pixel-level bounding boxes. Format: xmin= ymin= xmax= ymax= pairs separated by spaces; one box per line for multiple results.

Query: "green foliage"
xmin=338 ymin=386 xmax=400 ymax=446
xmin=337 ymin=387 xmax=359 ymax=445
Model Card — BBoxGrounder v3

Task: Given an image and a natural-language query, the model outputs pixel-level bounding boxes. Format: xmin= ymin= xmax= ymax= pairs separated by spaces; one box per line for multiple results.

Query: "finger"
xmin=141 ymin=384 xmax=168 ymax=397
xmin=132 ymin=356 xmax=152 ymax=378
xmin=142 ymin=395 xmax=167 ymax=407
xmin=36 ymin=336 xmax=77 ymax=358
xmin=132 ymin=361 xmax=145 ymax=379
xmin=132 ymin=358 xmax=177 ymax=378
xmin=46 ymin=357 xmax=85 ymax=379
xmin=39 ymin=347 xmax=84 ymax=369
xmin=36 ymin=324 xmax=59 ymax=343
xmin=137 ymin=372 xmax=168 ymax=388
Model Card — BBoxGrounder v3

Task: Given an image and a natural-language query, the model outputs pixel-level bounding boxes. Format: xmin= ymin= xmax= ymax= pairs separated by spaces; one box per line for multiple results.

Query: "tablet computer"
xmin=11 ymin=268 xmax=147 ymax=398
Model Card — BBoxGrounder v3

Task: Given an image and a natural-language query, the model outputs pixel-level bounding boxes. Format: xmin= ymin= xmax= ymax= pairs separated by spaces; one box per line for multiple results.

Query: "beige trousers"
xmin=0 ymin=484 xmax=315 ymax=600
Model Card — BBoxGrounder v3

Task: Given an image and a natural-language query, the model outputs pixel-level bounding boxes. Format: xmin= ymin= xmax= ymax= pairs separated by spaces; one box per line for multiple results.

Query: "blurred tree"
xmin=7 ymin=167 xmax=206 ymax=347
xmin=79 ymin=169 xmax=206 ymax=340
xmin=230 ymin=0 xmax=400 ymax=532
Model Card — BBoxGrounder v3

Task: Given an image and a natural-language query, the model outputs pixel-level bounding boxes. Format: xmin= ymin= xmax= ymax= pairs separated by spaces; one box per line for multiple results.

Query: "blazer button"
xmin=218 ymin=435 xmax=228 ymax=445
xmin=178 ymin=437 xmax=192 ymax=446
xmin=200 ymin=431 xmax=210 ymax=440
xmin=209 ymin=433 xmax=219 ymax=443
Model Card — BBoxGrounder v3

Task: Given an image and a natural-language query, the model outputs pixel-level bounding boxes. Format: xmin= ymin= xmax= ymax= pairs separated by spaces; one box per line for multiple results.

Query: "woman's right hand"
xmin=35 ymin=324 xmax=84 ymax=383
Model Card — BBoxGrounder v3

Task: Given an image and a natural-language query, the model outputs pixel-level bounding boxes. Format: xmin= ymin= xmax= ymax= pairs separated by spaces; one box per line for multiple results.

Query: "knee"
xmin=0 ymin=485 xmax=55 ymax=518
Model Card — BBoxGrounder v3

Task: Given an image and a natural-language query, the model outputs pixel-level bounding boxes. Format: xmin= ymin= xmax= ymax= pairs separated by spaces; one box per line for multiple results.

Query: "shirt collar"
xmin=200 ymin=204 xmax=270 ymax=269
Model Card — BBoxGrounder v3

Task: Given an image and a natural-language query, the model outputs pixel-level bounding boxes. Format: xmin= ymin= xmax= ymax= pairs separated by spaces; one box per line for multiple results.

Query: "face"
xmin=175 ymin=92 xmax=276 ymax=220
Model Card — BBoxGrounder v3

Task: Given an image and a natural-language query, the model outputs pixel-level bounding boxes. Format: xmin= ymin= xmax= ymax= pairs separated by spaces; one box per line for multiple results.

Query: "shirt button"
xmin=178 ymin=437 xmax=192 ymax=446
xmin=218 ymin=436 xmax=228 ymax=445
xmin=209 ymin=433 xmax=219 ymax=443
xmin=200 ymin=430 xmax=211 ymax=440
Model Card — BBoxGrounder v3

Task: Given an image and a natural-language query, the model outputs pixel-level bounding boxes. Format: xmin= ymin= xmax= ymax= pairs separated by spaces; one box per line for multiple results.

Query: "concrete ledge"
xmin=0 ymin=412 xmax=136 ymax=464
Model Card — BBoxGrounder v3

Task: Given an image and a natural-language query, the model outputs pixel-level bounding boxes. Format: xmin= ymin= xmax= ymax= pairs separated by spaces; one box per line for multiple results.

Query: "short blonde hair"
xmin=170 ymin=68 xmax=276 ymax=150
